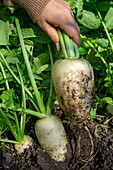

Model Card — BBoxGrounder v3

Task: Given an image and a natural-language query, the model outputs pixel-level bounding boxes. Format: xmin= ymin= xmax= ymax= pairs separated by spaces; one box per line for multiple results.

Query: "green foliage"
xmin=97 ymin=1 xmax=113 ymax=12
xmin=66 ymin=0 xmax=113 ymax=115
xmin=0 ymin=6 xmax=54 ymax=143
xmin=96 ymin=38 xmax=109 ymax=48
xmin=89 ymin=107 xmax=97 ymax=119
xmin=0 ymin=1 xmax=113 ymax=139
xmin=0 ymin=89 xmax=15 ymax=109
xmin=104 ymin=7 xmax=113 ymax=31
xmin=0 ymin=8 xmax=13 ymax=45
xmin=78 ymin=10 xmax=100 ymax=29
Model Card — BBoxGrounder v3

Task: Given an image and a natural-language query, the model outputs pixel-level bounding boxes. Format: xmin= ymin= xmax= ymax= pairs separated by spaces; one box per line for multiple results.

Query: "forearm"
xmin=2 ymin=0 xmax=50 ymax=22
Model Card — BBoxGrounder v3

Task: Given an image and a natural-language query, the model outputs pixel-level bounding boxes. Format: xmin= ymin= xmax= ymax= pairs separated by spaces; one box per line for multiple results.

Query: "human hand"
xmin=36 ymin=0 xmax=81 ymax=51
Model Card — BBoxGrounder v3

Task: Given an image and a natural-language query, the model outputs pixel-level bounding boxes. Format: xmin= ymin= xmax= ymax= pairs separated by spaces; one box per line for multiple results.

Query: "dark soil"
xmin=0 ymin=104 xmax=113 ymax=170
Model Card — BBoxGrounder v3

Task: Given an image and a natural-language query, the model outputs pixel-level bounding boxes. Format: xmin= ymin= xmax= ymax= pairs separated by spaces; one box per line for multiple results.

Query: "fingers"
xmin=52 ymin=2 xmax=81 ymax=47
xmin=37 ymin=0 xmax=81 ymax=48
xmin=42 ymin=23 xmax=60 ymax=51
xmin=58 ymin=16 xmax=81 ymax=47
xmin=52 ymin=10 xmax=81 ymax=47
xmin=42 ymin=23 xmax=59 ymax=43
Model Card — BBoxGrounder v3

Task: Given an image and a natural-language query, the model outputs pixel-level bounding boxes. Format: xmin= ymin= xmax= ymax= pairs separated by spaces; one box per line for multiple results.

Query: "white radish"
xmin=52 ymin=58 xmax=94 ymax=127
xmin=14 ymin=135 xmax=34 ymax=154
xmin=35 ymin=115 xmax=68 ymax=162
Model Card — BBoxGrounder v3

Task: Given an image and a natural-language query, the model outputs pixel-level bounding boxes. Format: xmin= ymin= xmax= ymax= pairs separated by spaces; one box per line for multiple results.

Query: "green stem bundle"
xmin=0 ymin=62 xmax=9 ymax=90
xmin=57 ymin=28 xmax=79 ymax=59
xmin=16 ymin=64 xmax=26 ymax=140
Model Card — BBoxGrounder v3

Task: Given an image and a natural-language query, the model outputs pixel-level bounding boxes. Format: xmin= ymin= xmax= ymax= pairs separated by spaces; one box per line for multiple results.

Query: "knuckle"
xmin=64 ymin=6 xmax=70 ymax=14
xmin=50 ymin=34 xmax=58 ymax=43
xmin=66 ymin=2 xmax=70 ymax=8
xmin=65 ymin=2 xmax=71 ymax=11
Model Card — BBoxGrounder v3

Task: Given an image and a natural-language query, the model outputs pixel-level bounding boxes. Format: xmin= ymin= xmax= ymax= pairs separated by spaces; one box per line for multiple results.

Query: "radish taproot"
xmin=52 ymin=58 xmax=94 ymax=126
xmin=14 ymin=135 xmax=34 ymax=154
xmin=52 ymin=29 xmax=94 ymax=127
xmin=35 ymin=115 xmax=68 ymax=162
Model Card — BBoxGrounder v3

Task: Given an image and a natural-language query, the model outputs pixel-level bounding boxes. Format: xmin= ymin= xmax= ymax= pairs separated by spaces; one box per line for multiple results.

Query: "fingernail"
xmin=56 ymin=42 xmax=60 ymax=51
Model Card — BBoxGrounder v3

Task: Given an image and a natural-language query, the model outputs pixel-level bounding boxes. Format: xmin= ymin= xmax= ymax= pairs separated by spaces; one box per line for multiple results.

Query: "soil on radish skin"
xmin=0 ymin=104 xmax=113 ymax=170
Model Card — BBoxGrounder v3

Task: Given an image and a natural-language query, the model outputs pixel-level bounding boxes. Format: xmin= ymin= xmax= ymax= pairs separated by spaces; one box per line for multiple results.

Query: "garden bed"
xmin=0 ymin=104 xmax=113 ymax=170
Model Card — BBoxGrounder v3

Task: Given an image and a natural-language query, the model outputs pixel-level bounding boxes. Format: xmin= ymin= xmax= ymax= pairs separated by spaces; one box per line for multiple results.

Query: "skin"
xmin=4 ymin=0 xmax=81 ymax=50
xmin=37 ymin=0 xmax=81 ymax=50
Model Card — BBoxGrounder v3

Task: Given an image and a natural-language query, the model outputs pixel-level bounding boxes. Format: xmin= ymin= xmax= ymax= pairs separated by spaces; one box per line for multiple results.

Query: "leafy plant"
xmin=0 ymin=0 xmax=113 ymax=159
xmin=0 ymin=6 xmax=68 ymax=160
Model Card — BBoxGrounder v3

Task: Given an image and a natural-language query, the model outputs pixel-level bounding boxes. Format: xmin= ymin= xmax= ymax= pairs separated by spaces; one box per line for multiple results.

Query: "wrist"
xmin=3 ymin=0 xmax=14 ymax=6
xmin=14 ymin=0 xmax=51 ymax=22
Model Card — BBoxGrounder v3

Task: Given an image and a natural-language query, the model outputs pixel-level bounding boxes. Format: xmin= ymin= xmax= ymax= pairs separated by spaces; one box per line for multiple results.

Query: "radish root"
xmin=77 ymin=125 xmax=94 ymax=162
xmin=80 ymin=149 xmax=99 ymax=170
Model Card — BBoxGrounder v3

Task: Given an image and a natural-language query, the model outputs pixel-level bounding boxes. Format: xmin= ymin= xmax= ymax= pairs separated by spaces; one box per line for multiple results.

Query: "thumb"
xmin=43 ymin=23 xmax=60 ymax=51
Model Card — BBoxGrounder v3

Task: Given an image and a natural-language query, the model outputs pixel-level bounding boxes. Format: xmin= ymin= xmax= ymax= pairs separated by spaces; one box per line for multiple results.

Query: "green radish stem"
xmin=16 ymin=64 xmax=26 ymax=140
xmin=0 ymin=62 xmax=9 ymax=90
xmin=72 ymin=39 xmax=79 ymax=59
xmin=57 ymin=28 xmax=68 ymax=59
xmin=25 ymin=109 xmax=46 ymax=118
xmin=0 ymin=139 xmax=19 ymax=144
xmin=15 ymin=18 xmax=46 ymax=114
xmin=63 ymin=31 xmax=75 ymax=58
xmin=58 ymin=28 xmax=80 ymax=59
xmin=46 ymin=44 xmax=54 ymax=116
xmin=13 ymin=108 xmax=46 ymax=118
xmin=14 ymin=110 xmax=22 ymax=142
